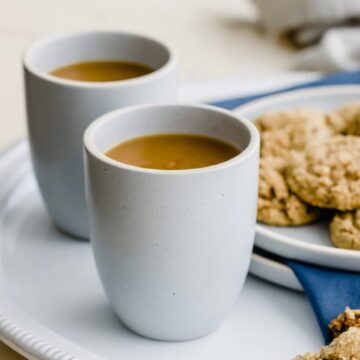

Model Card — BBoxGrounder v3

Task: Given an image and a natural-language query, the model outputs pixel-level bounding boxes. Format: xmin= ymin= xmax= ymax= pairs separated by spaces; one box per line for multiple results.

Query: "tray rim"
xmin=0 ymin=141 xmax=105 ymax=360
xmin=249 ymin=252 xmax=302 ymax=292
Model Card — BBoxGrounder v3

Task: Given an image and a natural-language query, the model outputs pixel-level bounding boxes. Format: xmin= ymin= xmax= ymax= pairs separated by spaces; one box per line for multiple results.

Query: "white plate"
xmin=250 ymin=252 xmax=302 ymax=292
xmin=235 ymin=86 xmax=360 ymax=271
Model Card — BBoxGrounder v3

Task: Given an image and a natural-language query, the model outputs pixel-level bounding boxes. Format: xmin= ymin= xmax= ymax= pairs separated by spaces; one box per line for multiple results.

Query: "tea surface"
xmin=105 ymin=133 xmax=240 ymax=170
xmin=50 ymin=60 xmax=154 ymax=82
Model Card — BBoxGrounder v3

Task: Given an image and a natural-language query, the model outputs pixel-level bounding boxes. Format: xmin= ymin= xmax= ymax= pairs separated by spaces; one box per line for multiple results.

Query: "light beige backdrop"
xmin=0 ymin=0 xmax=293 ymax=358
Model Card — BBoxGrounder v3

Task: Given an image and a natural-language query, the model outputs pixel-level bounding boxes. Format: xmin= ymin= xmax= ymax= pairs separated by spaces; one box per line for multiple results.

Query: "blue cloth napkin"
xmin=287 ymin=259 xmax=360 ymax=343
xmin=210 ymin=70 xmax=360 ymax=109
xmin=211 ymin=70 xmax=360 ymax=344
xmin=253 ymin=247 xmax=360 ymax=344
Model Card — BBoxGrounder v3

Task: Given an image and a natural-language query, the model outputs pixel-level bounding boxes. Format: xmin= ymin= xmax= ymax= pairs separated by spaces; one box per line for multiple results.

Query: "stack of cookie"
xmin=256 ymin=101 xmax=360 ymax=250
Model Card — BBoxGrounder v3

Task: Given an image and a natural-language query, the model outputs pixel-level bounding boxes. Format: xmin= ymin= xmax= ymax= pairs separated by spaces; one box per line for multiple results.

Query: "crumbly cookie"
xmin=330 ymin=308 xmax=360 ymax=338
xmin=294 ymin=327 xmax=360 ymax=360
xmin=330 ymin=210 xmax=360 ymax=250
xmin=294 ymin=353 xmax=320 ymax=360
xmin=327 ymin=101 xmax=360 ymax=135
xmin=257 ymin=157 xmax=320 ymax=226
xmin=287 ymin=136 xmax=360 ymax=210
xmin=255 ymin=108 xmax=334 ymax=159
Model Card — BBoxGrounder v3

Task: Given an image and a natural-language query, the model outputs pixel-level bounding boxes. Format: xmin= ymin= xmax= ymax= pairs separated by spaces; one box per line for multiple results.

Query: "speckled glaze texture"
xmin=24 ymin=31 xmax=177 ymax=239
xmin=84 ymin=104 xmax=259 ymax=341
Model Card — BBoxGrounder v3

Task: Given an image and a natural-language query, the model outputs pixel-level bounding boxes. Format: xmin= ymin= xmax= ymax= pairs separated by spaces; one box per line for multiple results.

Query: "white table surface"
xmin=0 ymin=1 xmax=314 ymax=358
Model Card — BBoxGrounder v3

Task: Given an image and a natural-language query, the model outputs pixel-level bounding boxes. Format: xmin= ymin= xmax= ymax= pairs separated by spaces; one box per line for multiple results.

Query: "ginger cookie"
xmin=287 ymin=136 xmax=360 ymax=211
xmin=255 ymin=108 xmax=334 ymax=159
xmin=257 ymin=157 xmax=320 ymax=226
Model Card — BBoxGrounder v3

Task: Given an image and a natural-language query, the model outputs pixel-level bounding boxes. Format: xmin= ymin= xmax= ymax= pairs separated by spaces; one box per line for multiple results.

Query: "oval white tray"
xmin=0 ymin=143 xmax=321 ymax=360
xmin=0 ymin=77 xmax=323 ymax=359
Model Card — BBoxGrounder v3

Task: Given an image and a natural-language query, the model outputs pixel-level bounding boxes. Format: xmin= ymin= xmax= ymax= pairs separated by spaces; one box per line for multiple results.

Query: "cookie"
xmin=287 ymin=136 xmax=360 ymax=210
xmin=330 ymin=210 xmax=360 ymax=250
xmin=329 ymin=307 xmax=360 ymax=338
xmin=257 ymin=157 xmax=320 ymax=226
xmin=294 ymin=327 xmax=360 ymax=360
xmin=327 ymin=101 xmax=360 ymax=135
xmin=255 ymin=108 xmax=334 ymax=159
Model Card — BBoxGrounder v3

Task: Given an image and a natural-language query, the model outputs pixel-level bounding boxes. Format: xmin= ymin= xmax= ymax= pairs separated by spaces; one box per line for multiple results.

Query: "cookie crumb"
xmin=330 ymin=308 xmax=360 ymax=338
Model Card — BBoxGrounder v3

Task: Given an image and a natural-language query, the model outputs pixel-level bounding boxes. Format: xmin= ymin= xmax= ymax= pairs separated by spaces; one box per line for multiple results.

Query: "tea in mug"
xmin=105 ymin=133 xmax=240 ymax=170
xmin=50 ymin=60 xmax=154 ymax=82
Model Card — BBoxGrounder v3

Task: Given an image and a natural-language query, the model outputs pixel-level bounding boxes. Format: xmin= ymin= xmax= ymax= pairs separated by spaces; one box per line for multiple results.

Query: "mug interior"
xmin=86 ymin=104 xmax=255 ymax=170
xmin=25 ymin=31 xmax=171 ymax=75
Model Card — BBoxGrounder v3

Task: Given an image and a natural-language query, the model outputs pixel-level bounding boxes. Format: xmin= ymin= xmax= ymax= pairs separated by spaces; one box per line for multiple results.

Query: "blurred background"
xmin=1 ymin=0 xmax=293 ymax=150
xmin=3 ymin=0 xmax=359 ymax=151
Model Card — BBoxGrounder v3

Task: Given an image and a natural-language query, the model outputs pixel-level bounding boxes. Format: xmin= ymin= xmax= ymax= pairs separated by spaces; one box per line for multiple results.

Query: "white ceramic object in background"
xmin=235 ymin=86 xmax=360 ymax=271
xmin=23 ymin=30 xmax=178 ymax=239
xmin=84 ymin=103 xmax=260 ymax=341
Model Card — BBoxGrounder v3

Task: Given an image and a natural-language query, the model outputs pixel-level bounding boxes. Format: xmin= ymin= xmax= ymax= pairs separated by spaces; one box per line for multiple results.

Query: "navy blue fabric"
xmin=210 ymin=70 xmax=360 ymax=110
xmin=253 ymin=247 xmax=360 ymax=344
xmin=210 ymin=71 xmax=360 ymax=344
xmin=286 ymin=260 xmax=360 ymax=344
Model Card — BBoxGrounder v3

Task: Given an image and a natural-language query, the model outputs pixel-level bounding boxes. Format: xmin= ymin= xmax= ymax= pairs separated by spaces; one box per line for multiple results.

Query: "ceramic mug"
xmin=84 ymin=103 xmax=260 ymax=341
xmin=24 ymin=31 xmax=177 ymax=239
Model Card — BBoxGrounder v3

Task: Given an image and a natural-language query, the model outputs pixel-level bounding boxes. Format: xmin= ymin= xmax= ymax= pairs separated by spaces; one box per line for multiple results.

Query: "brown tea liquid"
xmin=50 ymin=60 xmax=154 ymax=82
xmin=105 ymin=133 xmax=240 ymax=170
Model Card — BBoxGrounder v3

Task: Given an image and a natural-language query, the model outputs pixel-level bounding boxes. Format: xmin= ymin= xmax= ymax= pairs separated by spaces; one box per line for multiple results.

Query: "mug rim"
xmin=23 ymin=30 xmax=177 ymax=89
xmin=83 ymin=103 xmax=260 ymax=176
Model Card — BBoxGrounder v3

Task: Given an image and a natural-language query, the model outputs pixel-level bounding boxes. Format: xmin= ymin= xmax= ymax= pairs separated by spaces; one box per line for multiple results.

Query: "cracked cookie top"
xmin=257 ymin=157 xmax=320 ymax=226
xmin=287 ymin=136 xmax=360 ymax=211
xmin=255 ymin=108 xmax=334 ymax=159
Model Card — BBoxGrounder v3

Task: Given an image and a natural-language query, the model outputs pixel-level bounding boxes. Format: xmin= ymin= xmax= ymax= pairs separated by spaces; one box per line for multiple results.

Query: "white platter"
xmin=250 ymin=251 xmax=302 ymax=292
xmin=0 ymin=141 xmax=322 ymax=360
xmin=0 ymin=77 xmax=326 ymax=360
xmin=235 ymin=86 xmax=360 ymax=271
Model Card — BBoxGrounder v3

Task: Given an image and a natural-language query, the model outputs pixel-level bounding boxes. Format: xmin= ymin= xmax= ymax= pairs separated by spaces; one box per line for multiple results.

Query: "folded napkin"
xmin=253 ymin=247 xmax=360 ymax=344
xmin=288 ymin=259 xmax=360 ymax=343
xmin=253 ymin=0 xmax=360 ymax=35
xmin=211 ymin=70 xmax=360 ymax=344
xmin=295 ymin=28 xmax=360 ymax=72
xmin=253 ymin=0 xmax=360 ymax=71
